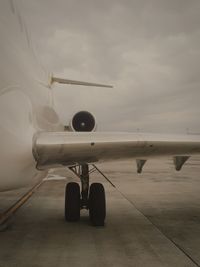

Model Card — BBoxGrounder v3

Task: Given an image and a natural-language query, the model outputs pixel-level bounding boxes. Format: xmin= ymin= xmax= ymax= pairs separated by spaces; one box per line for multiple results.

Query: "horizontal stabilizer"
xmin=50 ymin=76 xmax=113 ymax=88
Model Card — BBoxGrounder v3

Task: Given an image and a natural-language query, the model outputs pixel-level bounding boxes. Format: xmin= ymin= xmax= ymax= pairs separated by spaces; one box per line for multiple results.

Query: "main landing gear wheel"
xmin=65 ymin=182 xmax=80 ymax=222
xmin=89 ymin=183 xmax=106 ymax=226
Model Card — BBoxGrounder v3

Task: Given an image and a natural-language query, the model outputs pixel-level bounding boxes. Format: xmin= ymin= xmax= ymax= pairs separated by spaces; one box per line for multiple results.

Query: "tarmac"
xmin=0 ymin=156 xmax=200 ymax=267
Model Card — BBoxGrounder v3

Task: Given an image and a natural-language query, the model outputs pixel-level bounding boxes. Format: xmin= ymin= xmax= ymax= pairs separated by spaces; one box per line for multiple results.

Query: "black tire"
xmin=65 ymin=182 xmax=80 ymax=222
xmin=89 ymin=183 xmax=106 ymax=226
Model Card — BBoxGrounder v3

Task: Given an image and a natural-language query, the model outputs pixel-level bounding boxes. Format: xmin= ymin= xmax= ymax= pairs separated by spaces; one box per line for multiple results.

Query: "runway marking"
xmin=0 ymin=180 xmax=44 ymax=227
xmin=114 ymin=186 xmax=200 ymax=267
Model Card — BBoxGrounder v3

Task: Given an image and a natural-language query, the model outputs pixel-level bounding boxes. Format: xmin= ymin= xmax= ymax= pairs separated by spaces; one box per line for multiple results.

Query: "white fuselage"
xmin=0 ymin=1 xmax=63 ymax=191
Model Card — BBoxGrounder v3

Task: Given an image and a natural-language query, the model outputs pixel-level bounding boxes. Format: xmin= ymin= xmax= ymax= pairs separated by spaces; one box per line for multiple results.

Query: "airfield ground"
xmin=0 ymin=157 xmax=200 ymax=267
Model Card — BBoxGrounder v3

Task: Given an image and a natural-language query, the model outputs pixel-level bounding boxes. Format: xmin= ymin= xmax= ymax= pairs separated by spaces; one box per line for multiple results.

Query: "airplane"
xmin=0 ymin=0 xmax=200 ymax=226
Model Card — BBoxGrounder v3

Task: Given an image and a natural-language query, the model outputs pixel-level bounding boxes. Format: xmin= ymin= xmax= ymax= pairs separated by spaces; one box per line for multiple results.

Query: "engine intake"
xmin=70 ymin=111 xmax=96 ymax=132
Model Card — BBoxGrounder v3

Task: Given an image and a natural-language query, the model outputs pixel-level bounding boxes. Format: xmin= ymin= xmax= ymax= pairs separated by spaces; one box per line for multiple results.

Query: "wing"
xmin=33 ymin=132 xmax=200 ymax=172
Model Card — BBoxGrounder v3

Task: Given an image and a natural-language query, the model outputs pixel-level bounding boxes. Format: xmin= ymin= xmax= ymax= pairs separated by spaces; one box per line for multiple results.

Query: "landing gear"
xmin=89 ymin=183 xmax=106 ymax=226
xmin=66 ymin=164 xmax=106 ymax=226
xmin=80 ymin=164 xmax=89 ymax=209
xmin=65 ymin=182 xmax=80 ymax=221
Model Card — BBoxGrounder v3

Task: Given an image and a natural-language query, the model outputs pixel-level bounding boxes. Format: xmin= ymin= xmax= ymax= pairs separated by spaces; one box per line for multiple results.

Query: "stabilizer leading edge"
xmin=50 ymin=75 xmax=113 ymax=88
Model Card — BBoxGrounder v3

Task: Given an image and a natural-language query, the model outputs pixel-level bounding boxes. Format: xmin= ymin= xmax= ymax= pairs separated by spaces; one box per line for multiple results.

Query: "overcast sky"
xmin=21 ymin=0 xmax=200 ymax=133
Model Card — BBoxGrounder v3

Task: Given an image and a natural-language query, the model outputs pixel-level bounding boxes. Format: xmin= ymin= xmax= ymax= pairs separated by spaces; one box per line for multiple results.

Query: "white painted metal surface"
xmin=0 ymin=1 xmax=62 ymax=191
xmin=34 ymin=132 xmax=200 ymax=169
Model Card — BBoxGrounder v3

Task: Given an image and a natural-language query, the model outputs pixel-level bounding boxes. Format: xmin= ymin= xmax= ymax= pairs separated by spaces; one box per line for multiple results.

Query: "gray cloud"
xmin=21 ymin=0 xmax=200 ymax=133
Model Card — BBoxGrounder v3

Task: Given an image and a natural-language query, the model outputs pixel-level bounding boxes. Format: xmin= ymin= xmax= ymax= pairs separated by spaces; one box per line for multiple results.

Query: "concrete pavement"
xmin=0 ymin=157 xmax=200 ymax=267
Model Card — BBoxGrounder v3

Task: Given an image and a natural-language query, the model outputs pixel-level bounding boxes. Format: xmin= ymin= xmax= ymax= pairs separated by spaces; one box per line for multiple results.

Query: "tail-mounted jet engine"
xmin=67 ymin=111 xmax=97 ymax=132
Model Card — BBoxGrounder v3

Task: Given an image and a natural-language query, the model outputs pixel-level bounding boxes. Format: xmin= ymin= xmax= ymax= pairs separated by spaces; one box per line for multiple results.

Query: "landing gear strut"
xmin=80 ymin=164 xmax=89 ymax=209
xmin=65 ymin=164 xmax=106 ymax=226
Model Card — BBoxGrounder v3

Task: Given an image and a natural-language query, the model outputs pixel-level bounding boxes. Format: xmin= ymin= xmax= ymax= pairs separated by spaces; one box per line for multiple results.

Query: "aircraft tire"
xmin=65 ymin=182 xmax=80 ymax=221
xmin=89 ymin=183 xmax=106 ymax=226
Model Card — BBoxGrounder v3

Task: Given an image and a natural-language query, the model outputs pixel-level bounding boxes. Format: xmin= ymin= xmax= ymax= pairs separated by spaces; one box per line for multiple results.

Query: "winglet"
xmin=50 ymin=75 xmax=113 ymax=88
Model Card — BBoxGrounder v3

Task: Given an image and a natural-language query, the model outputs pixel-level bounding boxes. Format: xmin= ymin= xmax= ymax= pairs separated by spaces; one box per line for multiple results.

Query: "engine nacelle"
xmin=69 ymin=111 xmax=97 ymax=132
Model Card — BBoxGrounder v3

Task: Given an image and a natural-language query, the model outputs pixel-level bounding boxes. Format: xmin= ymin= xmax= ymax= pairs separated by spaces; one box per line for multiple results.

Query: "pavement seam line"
xmin=115 ymin=186 xmax=200 ymax=267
